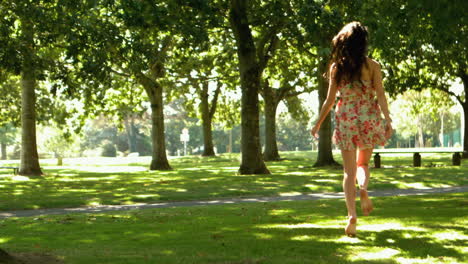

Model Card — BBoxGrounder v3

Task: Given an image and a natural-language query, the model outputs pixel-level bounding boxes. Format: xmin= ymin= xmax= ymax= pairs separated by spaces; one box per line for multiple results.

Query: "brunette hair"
xmin=328 ymin=21 xmax=368 ymax=84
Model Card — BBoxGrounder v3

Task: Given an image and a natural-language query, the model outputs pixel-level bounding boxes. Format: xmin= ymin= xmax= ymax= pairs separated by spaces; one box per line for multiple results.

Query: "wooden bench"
xmin=0 ymin=166 xmax=19 ymax=175
xmin=373 ymin=148 xmax=463 ymax=168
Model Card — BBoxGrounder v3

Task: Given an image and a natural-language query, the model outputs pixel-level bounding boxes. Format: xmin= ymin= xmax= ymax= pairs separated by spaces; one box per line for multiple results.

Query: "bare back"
xmin=361 ymin=57 xmax=379 ymax=83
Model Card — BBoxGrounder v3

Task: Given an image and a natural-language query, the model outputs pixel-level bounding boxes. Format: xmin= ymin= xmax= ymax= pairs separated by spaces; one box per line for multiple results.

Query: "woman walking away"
xmin=310 ymin=22 xmax=393 ymax=237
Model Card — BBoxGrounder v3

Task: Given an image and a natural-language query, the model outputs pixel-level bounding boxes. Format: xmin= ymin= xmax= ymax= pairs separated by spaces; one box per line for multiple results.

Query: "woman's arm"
xmin=374 ymin=62 xmax=391 ymax=121
xmin=373 ymin=61 xmax=393 ymax=139
xmin=310 ymin=64 xmax=338 ymax=137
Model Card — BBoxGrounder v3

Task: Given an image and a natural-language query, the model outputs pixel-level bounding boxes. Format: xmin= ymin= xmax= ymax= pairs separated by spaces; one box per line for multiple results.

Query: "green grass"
xmin=0 ymin=193 xmax=466 ymax=263
xmin=0 ymin=151 xmax=467 ymax=211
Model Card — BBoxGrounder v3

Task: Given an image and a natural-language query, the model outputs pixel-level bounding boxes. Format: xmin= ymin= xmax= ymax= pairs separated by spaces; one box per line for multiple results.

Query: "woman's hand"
xmin=310 ymin=124 xmax=320 ymax=139
xmin=384 ymin=120 xmax=393 ymax=139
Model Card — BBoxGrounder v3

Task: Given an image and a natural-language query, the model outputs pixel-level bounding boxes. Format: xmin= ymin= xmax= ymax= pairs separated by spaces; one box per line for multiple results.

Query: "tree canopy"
xmin=0 ymin=0 xmax=465 ymax=176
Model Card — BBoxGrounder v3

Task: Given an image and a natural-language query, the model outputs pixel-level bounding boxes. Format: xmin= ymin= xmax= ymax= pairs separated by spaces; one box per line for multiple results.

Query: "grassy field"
xmin=0 ymin=193 xmax=466 ymax=264
xmin=0 ymin=152 xmax=466 ymax=263
xmin=0 ymin=151 xmax=467 ymax=211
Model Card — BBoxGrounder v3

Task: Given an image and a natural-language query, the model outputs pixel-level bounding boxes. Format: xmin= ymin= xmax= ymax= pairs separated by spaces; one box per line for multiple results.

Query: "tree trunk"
xmin=1 ymin=143 xmax=6 ymax=160
xmin=229 ymin=0 xmax=270 ymax=174
xmin=19 ymin=20 xmax=42 ymax=176
xmin=417 ymin=115 xmax=424 ymax=148
xmin=439 ymin=112 xmax=444 ymax=147
xmin=124 ymin=115 xmax=138 ymax=153
xmin=263 ymin=88 xmax=281 ymax=161
xmin=463 ymin=103 xmax=468 ymax=158
xmin=56 ymin=153 xmax=63 ymax=166
xmin=200 ymin=82 xmax=216 ymax=156
xmin=140 ymin=77 xmax=172 ymax=170
xmin=228 ymin=129 xmax=233 ymax=153
xmin=461 ymin=73 xmax=468 ymax=158
xmin=314 ymin=59 xmax=339 ymax=167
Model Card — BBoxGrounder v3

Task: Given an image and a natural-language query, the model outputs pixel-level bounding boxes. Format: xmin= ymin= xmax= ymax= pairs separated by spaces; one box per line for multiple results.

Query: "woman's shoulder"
xmin=329 ymin=62 xmax=339 ymax=75
xmin=366 ymin=57 xmax=381 ymax=69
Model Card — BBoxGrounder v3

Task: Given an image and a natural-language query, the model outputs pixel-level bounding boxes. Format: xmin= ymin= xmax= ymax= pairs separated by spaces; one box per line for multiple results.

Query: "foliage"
xmin=0 ymin=124 xmax=17 ymax=146
xmin=40 ymin=126 xmax=81 ymax=159
xmin=0 ymin=0 xmax=83 ymax=125
xmin=97 ymin=76 xmax=149 ymax=130
xmin=101 ymin=141 xmax=117 ymax=157
xmin=0 ymin=76 xmax=21 ymax=126
xmin=0 ymin=0 xmax=75 ymax=74
xmin=362 ymin=0 xmax=467 ymax=150
xmin=80 ymin=116 xmax=152 ymax=156
xmin=64 ymin=0 xmax=214 ymax=101
xmin=390 ymin=89 xmax=461 ymax=147
xmin=0 ymin=0 xmax=464 ymax=166
xmin=276 ymin=113 xmax=313 ymax=151
xmin=169 ymin=26 xmax=240 ymax=128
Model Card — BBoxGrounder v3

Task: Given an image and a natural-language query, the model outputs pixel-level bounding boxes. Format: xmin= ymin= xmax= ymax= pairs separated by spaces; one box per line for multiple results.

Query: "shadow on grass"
xmin=369 ymin=229 xmax=464 ymax=259
xmin=0 ymin=193 xmax=466 ymax=263
xmin=0 ymin=152 xmax=466 ymax=211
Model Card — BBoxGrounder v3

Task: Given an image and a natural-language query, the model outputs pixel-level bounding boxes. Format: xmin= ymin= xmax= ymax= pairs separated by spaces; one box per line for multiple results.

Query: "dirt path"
xmin=1 ymin=186 xmax=466 ymax=219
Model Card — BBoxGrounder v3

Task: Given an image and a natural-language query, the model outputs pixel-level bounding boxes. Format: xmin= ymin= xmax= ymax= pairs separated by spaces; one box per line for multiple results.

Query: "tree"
xmin=42 ymin=126 xmax=79 ymax=165
xmin=228 ymin=0 xmax=271 ymax=174
xmin=405 ymin=0 xmax=467 ymax=155
xmin=293 ymin=0 xmax=345 ymax=166
xmin=233 ymin=0 xmax=315 ymax=162
xmin=261 ymin=39 xmax=311 ymax=161
xmin=195 ymin=79 xmax=221 ymax=156
xmin=0 ymin=0 xmax=79 ymax=176
xmin=68 ymin=0 xmax=213 ymax=170
xmin=364 ymin=0 xmax=467 ymax=155
xmin=174 ymin=29 xmax=237 ymax=157
xmin=390 ymin=89 xmax=460 ymax=148
xmin=99 ymin=77 xmax=150 ymax=155
xmin=276 ymin=111 xmax=313 ymax=151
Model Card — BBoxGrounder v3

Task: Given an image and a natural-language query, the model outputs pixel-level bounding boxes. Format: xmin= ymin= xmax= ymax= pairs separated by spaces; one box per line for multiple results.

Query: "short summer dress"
xmin=333 ymin=80 xmax=387 ymax=150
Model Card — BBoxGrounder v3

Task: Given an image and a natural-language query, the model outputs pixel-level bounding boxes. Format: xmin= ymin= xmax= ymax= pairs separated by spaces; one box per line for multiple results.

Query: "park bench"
xmin=373 ymin=148 xmax=463 ymax=168
xmin=0 ymin=166 xmax=19 ymax=175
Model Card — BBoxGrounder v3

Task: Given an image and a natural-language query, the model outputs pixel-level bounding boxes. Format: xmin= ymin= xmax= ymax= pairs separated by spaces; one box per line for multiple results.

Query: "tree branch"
xmin=209 ymin=81 xmax=223 ymax=119
xmin=259 ymin=80 xmax=269 ymax=98
xmin=257 ymin=27 xmax=279 ymax=70
xmin=135 ymin=71 xmax=158 ymax=98
xmin=436 ymin=86 xmax=463 ymax=106
xmin=109 ymin=68 xmax=131 ymax=78
xmin=149 ymin=35 xmax=174 ymax=79
xmin=277 ymin=78 xmax=300 ymax=99
xmin=284 ymin=90 xmax=304 ymax=98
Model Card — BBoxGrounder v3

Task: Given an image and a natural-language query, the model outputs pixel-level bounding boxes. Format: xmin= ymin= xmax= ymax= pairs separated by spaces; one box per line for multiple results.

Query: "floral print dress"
xmin=333 ymin=80 xmax=387 ymax=150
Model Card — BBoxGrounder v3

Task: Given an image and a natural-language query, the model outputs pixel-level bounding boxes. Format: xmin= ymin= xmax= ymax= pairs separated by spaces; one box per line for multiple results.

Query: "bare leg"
xmin=357 ymin=148 xmax=374 ymax=215
xmin=357 ymin=148 xmax=373 ymax=190
xmin=341 ymin=149 xmax=357 ymax=236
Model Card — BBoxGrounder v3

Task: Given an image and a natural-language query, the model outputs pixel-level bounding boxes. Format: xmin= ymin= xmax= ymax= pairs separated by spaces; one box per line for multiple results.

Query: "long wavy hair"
xmin=328 ymin=21 xmax=369 ymax=84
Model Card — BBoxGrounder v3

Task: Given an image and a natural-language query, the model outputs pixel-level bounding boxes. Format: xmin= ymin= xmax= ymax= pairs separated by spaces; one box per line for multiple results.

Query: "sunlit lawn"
xmin=0 ymin=151 xmax=466 ymax=210
xmin=0 ymin=193 xmax=466 ymax=264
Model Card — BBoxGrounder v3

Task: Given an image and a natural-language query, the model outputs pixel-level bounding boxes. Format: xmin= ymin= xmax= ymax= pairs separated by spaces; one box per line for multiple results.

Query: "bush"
xmin=101 ymin=141 xmax=117 ymax=157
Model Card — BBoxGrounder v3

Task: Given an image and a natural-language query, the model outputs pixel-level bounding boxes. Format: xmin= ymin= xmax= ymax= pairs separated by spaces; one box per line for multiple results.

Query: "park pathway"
xmin=1 ymin=186 xmax=466 ymax=219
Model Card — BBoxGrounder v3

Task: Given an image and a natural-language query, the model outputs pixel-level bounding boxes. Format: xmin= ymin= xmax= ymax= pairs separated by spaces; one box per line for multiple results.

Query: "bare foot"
xmin=360 ymin=189 xmax=373 ymax=216
xmin=345 ymin=216 xmax=357 ymax=237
